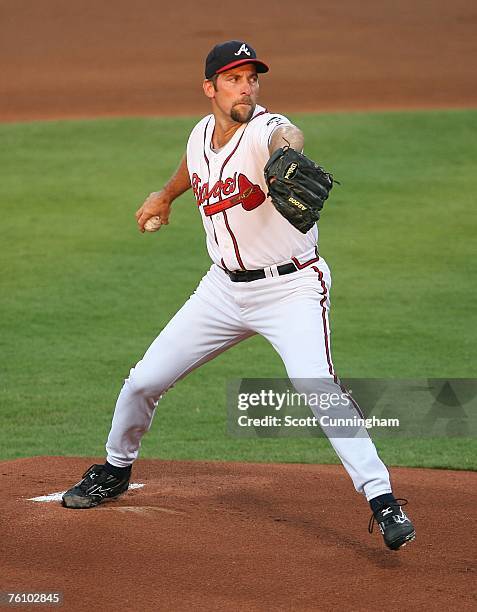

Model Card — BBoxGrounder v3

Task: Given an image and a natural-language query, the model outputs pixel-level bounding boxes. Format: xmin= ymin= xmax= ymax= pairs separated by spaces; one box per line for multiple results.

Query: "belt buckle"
xmin=264 ymin=265 xmax=279 ymax=278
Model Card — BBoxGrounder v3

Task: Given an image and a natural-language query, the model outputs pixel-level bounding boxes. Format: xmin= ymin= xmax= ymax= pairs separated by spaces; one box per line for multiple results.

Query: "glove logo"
xmin=234 ymin=44 xmax=251 ymax=56
xmin=285 ymin=162 xmax=298 ymax=180
xmin=288 ymin=196 xmax=307 ymax=211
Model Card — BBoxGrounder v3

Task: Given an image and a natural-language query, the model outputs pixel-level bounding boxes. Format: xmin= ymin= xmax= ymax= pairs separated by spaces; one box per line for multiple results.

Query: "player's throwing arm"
xmin=135 ymin=154 xmax=191 ymax=233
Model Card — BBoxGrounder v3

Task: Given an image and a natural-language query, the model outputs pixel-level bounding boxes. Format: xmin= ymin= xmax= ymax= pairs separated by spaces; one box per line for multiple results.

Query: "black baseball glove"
xmin=264 ymin=147 xmax=335 ymax=234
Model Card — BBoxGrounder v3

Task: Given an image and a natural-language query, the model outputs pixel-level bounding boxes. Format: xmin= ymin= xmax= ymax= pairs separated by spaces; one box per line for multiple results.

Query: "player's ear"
xmin=203 ymin=79 xmax=216 ymax=99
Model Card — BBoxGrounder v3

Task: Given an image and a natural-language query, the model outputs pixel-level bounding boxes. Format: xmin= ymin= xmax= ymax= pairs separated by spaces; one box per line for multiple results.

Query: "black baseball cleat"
xmin=62 ymin=464 xmax=131 ymax=509
xmin=368 ymin=498 xmax=416 ymax=550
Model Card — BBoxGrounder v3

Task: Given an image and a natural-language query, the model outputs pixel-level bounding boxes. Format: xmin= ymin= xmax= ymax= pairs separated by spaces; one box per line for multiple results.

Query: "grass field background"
xmin=1 ymin=109 xmax=476 ymax=469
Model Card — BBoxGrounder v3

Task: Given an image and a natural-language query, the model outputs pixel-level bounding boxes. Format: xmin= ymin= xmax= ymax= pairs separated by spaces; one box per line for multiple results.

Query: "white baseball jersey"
xmin=186 ymin=104 xmax=319 ymax=271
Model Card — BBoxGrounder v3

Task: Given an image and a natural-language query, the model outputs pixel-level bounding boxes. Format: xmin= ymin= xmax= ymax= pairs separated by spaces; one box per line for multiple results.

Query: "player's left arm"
xmin=264 ymin=123 xmax=335 ymax=234
xmin=268 ymin=125 xmax=304 ymax=154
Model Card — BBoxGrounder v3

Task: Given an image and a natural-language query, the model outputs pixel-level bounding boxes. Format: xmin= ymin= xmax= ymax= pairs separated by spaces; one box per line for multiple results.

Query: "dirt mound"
xmin=1 ymin=456 xmax=475 ymax=610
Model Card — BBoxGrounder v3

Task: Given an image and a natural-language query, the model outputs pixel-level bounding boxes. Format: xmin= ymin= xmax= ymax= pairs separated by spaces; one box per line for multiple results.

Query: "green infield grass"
xmin=1 ymin=109 xmax=476 ymax=469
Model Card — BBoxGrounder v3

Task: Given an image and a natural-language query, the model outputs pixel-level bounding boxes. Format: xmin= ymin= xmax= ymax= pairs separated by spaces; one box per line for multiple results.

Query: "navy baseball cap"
xmin=205 ymin=40 xmax=269 ymax=79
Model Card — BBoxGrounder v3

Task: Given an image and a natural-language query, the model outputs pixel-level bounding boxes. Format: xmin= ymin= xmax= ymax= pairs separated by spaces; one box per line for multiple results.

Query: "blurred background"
xmin=1 ymin=0 xmax=476 ymax=121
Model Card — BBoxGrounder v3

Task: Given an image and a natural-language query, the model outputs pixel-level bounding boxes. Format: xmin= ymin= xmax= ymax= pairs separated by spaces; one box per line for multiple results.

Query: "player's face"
xmin=205 ymin=64 xmax=259 ymax=123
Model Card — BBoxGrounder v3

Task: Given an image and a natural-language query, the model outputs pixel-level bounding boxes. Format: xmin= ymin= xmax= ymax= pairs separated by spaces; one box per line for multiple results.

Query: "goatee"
xmin=231 ymin=103 xmax=255 ymax=124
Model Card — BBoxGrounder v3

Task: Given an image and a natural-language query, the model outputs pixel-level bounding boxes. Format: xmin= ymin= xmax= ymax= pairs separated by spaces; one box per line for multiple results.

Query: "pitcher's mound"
xmin=1 ymin=457 xmax=475 ymax=610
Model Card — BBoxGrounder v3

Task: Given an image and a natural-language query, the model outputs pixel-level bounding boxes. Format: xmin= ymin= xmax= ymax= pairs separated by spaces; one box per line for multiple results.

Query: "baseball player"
xmin=62 ymin=41 xmax=415 ymax=550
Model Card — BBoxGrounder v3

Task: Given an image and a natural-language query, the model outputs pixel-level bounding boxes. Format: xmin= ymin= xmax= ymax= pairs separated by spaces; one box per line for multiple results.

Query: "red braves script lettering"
xmin=192 ymin=173 xmax=266 ymax=217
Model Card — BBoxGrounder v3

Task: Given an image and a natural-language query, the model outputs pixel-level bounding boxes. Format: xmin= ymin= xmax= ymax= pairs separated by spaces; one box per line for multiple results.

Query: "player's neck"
xmin=211 ymin=115 xmax=245 ymax=149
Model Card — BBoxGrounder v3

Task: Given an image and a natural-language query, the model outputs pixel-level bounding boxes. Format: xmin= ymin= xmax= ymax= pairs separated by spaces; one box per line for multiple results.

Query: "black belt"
xmin=224 ymin=262 xmax=297 ymax=282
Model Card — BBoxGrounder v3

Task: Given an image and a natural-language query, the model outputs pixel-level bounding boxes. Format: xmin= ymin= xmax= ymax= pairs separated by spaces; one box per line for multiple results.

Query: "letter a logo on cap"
xmin=234 ymin=44 xmax=251 ymax=56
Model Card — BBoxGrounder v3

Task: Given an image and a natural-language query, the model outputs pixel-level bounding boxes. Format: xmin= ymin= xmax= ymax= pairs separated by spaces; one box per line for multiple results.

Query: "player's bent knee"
xmin=125 ymin=366 xmax=172 ymax=400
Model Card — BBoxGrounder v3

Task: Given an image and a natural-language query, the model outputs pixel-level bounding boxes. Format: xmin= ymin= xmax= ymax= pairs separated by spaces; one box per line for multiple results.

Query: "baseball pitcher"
xmin=62 ymin=41 xmax=415 ymax=551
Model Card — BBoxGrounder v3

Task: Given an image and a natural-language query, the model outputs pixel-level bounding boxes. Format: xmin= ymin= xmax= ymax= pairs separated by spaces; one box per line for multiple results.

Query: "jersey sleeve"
xmin=252 ymin=112 xmax=293 ymax=157
xmin=186 ymin=115 xmax=212 ymax=178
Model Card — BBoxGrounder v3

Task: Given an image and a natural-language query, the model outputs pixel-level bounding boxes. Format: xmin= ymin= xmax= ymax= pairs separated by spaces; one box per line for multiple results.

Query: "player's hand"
xmin=135 ymin=191 xmax=172 ymax=233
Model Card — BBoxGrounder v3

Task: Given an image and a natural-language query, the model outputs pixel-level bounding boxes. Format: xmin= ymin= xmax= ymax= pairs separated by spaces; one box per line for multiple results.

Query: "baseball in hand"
xmin=144 ymin=215 xmax=162 ymax=232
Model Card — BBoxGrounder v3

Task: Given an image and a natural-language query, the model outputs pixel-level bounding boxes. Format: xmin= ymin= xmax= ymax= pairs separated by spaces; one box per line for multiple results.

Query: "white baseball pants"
xmin=106 ymin=260 xmax=392 ymax=501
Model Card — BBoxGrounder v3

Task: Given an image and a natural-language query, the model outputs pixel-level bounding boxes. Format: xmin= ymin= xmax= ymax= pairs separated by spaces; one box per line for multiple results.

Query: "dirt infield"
xmin=1 ymin=0 xmax=476 ymax=122
xmin=1 ymin=457 xmax=476 ymax=610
